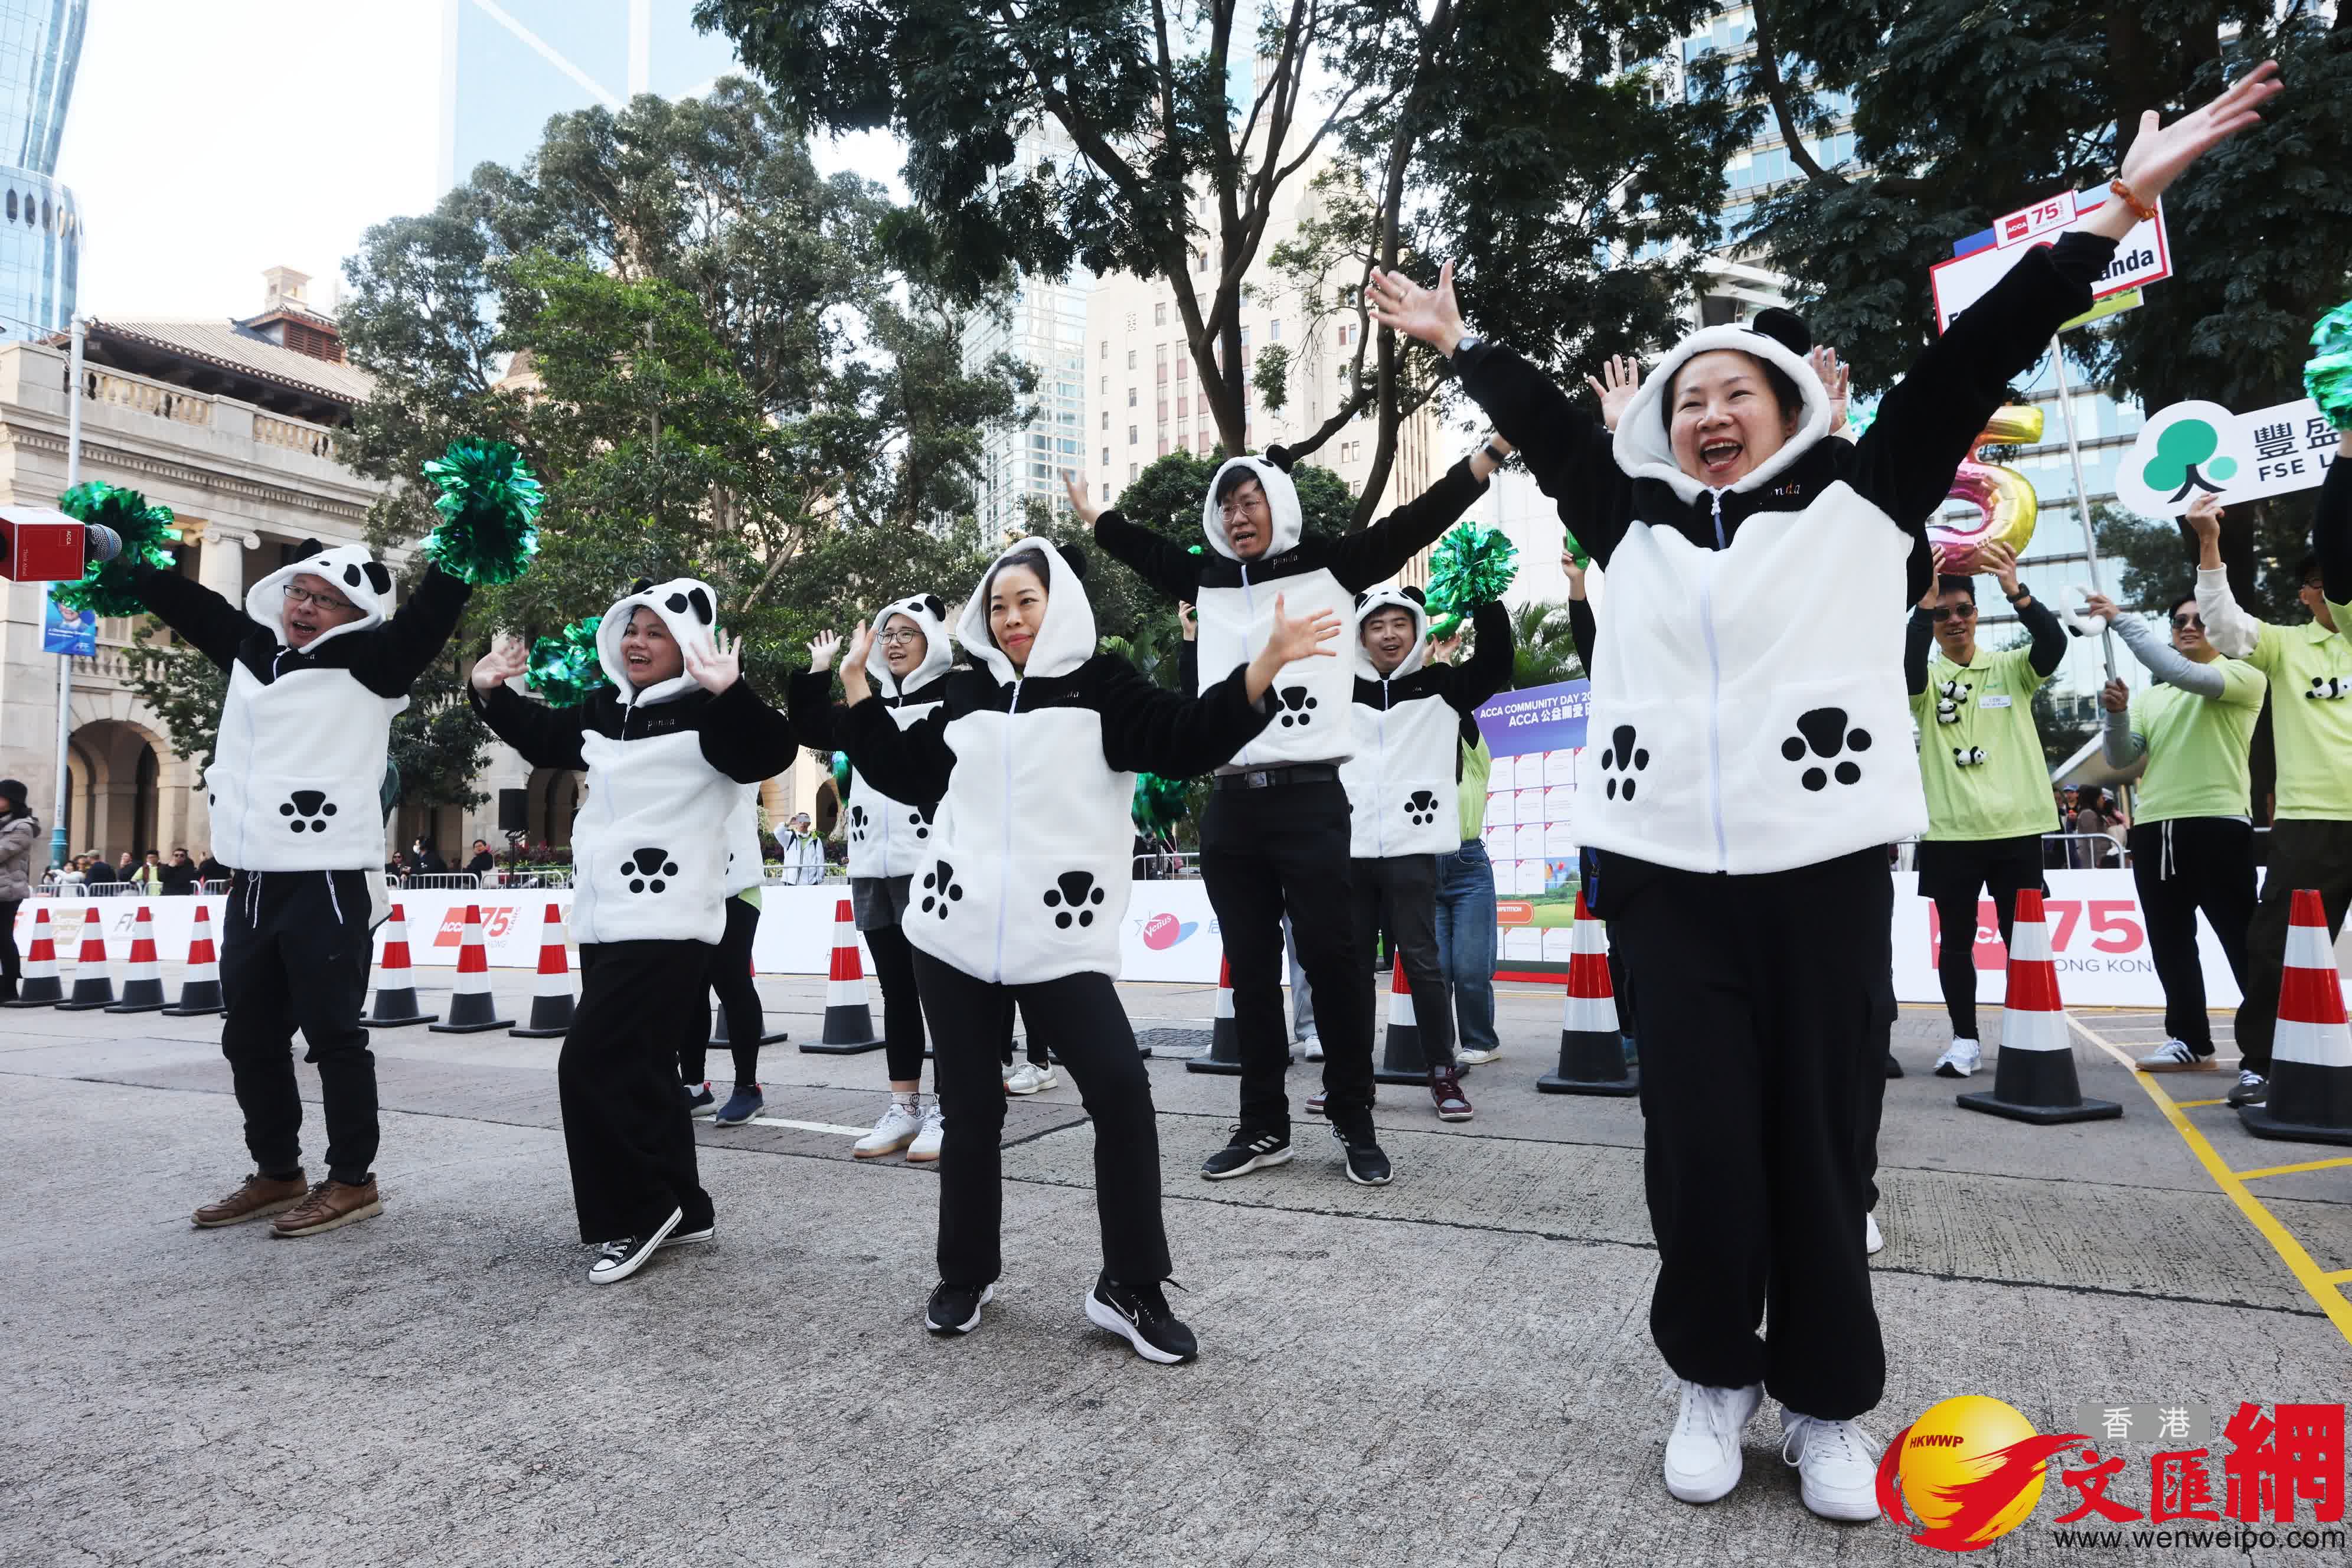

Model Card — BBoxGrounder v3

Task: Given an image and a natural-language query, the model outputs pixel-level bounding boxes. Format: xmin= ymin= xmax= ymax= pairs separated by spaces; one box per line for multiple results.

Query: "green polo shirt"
xmin=1458 ymin=737 xmax=1491 ymax=842
xmin=1912 ymin=646 xmax=2060 ymax=841
xmin=2245 ymin=617 xmax=2352 ymax=820
xmin=2128 ymin=658 xmax=2265 ymax=824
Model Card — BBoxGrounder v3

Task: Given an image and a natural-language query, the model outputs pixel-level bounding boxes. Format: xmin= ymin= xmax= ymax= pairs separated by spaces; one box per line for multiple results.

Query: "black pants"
xmin=1860 ymin=974 xmax=1896 ymax=1212
xmin=2235 ymin=818 xmax=2352 ymax=1074
xmin=0 ymin=898 xmax=19 ymax=996
xmin=866 ymin=918 xmax=930 ymax=1082
xmin=913 ymin=950 xmax=1170 ymax=1289
xmin=1609 ymin=847 xmax=1891 ymax=1421
xmin=2129 ymin=818 xmax=2255 ymax=1056
xmin=1352 ymin=854 xmax=1453 ymax=1067
xmin=566 ymin=940 xmax=715 ymax=1244
xmin=1200 ymin=780 xmax=1373 ymax=1133
xmin=682 ymin=896 xmax=765 ymax=1085
xmin=1916 ymin=834 xmax=2047 ymax=1041
xmin=218 ymin=870 xmax=378 ymax=1185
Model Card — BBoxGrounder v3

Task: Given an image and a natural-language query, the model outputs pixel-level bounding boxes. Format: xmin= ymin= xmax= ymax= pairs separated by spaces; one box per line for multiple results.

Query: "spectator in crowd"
xmin=410 ymin=837 xmax=447 ymax=874
xmin=197 ymin=849 xmax=231 ymax=885
xmin=159 ymin=848 xmax=201 ymax=896
xmin=385 ymin=851 xmax=411 ymax=880
xmin=133 ymin=851 xmax=166 ymax=896
xmin=0 ymin=778 xmax=36 ymax=1003
xmin=116 ymin=850 xmax=136 ymax=881
xmin=2069 ymin=787 xmax=2125 ymax=868
xmin=777 ymin=811 xmax=825 ymax=884
xmin=464 ymin=838 xmax=497 ymax=876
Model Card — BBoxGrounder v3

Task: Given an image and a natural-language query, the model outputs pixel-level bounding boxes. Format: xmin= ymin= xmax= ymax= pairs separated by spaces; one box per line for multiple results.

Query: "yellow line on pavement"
xmin=2175 ymin=1099 xmax=2228 ymax=1108
xmin=2232 ymin=1156 xmax=2352 ymax=1181
xmin=2328 ymin=1269 xmax=2352 ymax=1285
xmin=2069 ymin=1015 xmax=2352 ymax=1347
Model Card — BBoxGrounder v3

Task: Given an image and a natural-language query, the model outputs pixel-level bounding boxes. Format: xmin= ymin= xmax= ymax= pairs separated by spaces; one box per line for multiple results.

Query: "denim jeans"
xmin=1433 ymin=839 xmax=1497 ymax=1056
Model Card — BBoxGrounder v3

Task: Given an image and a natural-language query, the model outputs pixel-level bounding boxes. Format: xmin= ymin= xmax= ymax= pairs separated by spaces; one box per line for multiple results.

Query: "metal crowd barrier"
xmin=391 ymin=872 xmax=482 ymax=890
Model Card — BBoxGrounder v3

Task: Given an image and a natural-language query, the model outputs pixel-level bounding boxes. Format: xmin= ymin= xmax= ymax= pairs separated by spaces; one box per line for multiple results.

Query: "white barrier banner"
xmin=1890 ymin=870 xmax=2242 ymax=1009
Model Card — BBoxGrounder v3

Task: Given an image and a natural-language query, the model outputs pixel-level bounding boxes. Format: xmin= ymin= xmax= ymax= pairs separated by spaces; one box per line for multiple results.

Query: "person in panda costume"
xmin=1082 ymin=442 xmax=1511 ymax=1188
xmin=791 ymin=591 xmax=959 ymax=1161
xmin=832 ymin=537 xmax=1337 ymax=1362
xmin=467 ymin=577 xmax=795 ymax=1284
xmin=1337 ymin=586 xmax=1512 ymax=1122
xmin=119 ymin=538 xmax=473 ymax=1239
xmin=1368 ymin=64 xmax=2282 ymax=1522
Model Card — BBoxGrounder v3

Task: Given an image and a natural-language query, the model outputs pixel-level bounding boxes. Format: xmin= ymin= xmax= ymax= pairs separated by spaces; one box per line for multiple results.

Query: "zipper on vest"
xmin=1707 ymin=489 xmax=1727 ymax=549
xmin=1236 ymin=566 xmax=1257 ymax=766
xmin=1698 ymin=554 xmax=1729 ymax=870
xmin=1377 ymin=677 xmax=1391 ymax=857
xmin=991 ymin=678 xmax=1021 ymax=983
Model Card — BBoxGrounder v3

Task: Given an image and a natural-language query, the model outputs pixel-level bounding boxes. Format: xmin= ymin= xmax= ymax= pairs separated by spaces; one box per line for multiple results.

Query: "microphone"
xmin=81 ymin=522 xmax=122 ymax=565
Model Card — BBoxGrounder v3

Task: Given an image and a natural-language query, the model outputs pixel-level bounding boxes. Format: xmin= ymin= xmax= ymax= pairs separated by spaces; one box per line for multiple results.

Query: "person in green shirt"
xmin=1905 ymin=541 xmax=2067 ymax=1077
xmin=2193 ymin=482 xmax=2352 ymax=1108
xmin=2085 ymin=590 xmax=2266 ymax=1071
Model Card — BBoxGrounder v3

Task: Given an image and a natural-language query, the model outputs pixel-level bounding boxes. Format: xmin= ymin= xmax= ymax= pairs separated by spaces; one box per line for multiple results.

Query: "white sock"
xmin=893 ymin=1090 xmax=919 ymax=1112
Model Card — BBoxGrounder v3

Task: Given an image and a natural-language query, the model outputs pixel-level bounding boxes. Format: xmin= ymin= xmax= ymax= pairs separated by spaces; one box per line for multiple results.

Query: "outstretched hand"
xmin=2080 ymin=592 xmax=2121 ymax=625
xmin=1586 ymin=355 xmax=1642 ymax=432
xmin=470 ymin=633 xmax=528 ymax=692
xmin=1063 ymin=471 xmax=1100 ymax=527
xmin=682 ymin=628 xmax=742 ymax=694
xmin=2116 ymin=61 xmax=2282 ymax=205
xmin=1365 ymin=261 xmax=1467 ymax=355
xmin=807 ymin=631 xmax=841 ymax=674
xmin=2101 ymin=676 xmax=2130 ymax=713
xmin=1809 ymin=347 xmax=1850 ymax=433
xmin=2185 ymin=491 xmax=2226 ymax=540
xmin=1264 ymin=594 xmax=1343 ymax=666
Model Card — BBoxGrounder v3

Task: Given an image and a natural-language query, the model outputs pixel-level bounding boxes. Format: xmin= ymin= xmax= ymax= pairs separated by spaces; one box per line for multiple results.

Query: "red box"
xmin=0 ymin=507 xmax=89 ymax=583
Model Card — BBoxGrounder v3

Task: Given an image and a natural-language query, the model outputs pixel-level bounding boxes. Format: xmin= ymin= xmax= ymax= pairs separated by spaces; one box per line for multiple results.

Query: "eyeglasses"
xmin=284 ymin=586 xmax=355 ymax=613
xmin=1929 ymin=605 xmax=1977 ymax=623
xmin=877 ymin=629 xmax=922 ymax=645
xmin=1220 ymin=499 xmax=1263 ymax=519
xmin=2171 ymin=613 xmax=2205 ymax=631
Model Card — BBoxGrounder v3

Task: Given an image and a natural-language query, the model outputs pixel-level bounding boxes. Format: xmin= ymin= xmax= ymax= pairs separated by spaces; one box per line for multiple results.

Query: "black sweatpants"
xmin=2129 ymin=818 xmax=2255 ymax=1057
xmin=867 ymin=919 xmax=929 ymax=1082
xmin=913 ymin=950 xmax=1170 ymax=1289
xmin=219 ymin=870 xmax=378 ymax=1185
xmin=1200 ymin=780 xmax=1373 ymax=1134
xmin=566 ymin=940 xmax=716 ymax=1244
xmin=2235 ymin=818 xmax=2352 ymax=1074
xmin=1352 ymin=854 xmax=1453 ymax=1067
xmin=1609 ymin=847 xmax=1892 ymax=1421
xmin=682 ymin=896 xmax=765 ymax=1085
xmin=1915 ymin=834 xmax=2047 ymax=1041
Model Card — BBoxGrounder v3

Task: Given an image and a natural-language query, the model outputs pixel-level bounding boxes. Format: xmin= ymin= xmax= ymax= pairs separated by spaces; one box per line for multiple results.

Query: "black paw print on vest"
xmin=1403 ymin=789 xmax=1440 ymax=826
xmin=1599 ymin=725 xmax=1648 ymax=802
xmin=278 ymin=790 xmax=337 ymax=834
xmin=1044 ymin=870 xmax=1106 ymax=929
xmin=1781 ymin=707 xmax=1873 ymax=791
xmin=920 ymin=859 xmax=962 ymax=917
xmin=1275 ymin=685 xmax=1318 ymax=727
xmin=626 ymin=847 xmax=679 ymax=893
xmin=846 ymin=804 xmax=870 ymax=844
xmin=910 ymin=802 xmax=937 ymax=839
xmin=2306 ymin=675 xmax=2350 ymax=701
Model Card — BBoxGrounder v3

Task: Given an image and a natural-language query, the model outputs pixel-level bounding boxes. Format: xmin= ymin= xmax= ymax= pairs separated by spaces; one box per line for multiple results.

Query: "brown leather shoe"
xmin=192 ymin=1171 xmax=309 ymax=1228
xmin=1429 ymin=1067 xmax=1474 ymax=1123
xmin=270 ymin=1177 xmax=383 ymax=1237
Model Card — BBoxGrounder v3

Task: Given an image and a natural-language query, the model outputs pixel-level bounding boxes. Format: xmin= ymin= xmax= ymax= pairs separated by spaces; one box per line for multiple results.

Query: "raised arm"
xmin=125 ymin=563 xmax=255 ymax=671
xmin=2100 ymin=679 xmax=2147 ymax=769
xmin=1066 ymin=472 xmax=1200 ymax=603
xmin=1323 ymin=450 xmax=1500 ymax=592
xmin=342 ymin=566 xmax=473 ymax=697
xmin=1904 ymin=605 xmax=1936 ymax=697
xmin=2083 ymin=594 xmax=2226 ymax=698
xmin=1439 ymin=599 xmax=1515 ymax=712
xmin=467 ymin=635 xmax=593 ymax=771
xmin=2188 ymin=494 xmax=2265 ymax=659
xmin=679 ymin=631 xmax=795 ymax=784
xmin=788 ymin=632 xmax=846 ymax=751
xmin=1100 ymin=593 xmax=1337 ymax=773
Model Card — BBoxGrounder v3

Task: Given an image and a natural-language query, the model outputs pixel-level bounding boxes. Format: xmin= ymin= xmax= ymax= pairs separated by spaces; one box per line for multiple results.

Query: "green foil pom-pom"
xmin=1131 ymin=772 xmax=1194 ymax=836
xmin=831 ymin=750 xmax=852 ymax=803
xmin=2307 ymin=300 xmax=2352 ymax=433
xmin=1423 ymin=521 xmax=1519 ymax=640
xmin=525 ymin=616 xmax=606 ymax=708
xmin=53 ymin=482 xmax=179 ymax=618
xmin=420 ymin=439 xmax=544 ymax=586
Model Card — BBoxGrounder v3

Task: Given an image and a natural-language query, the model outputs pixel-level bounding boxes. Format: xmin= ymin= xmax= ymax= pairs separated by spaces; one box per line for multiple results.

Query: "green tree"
xmin=1508 ymin=600 xmax=1586 ymax=689
xmin=122 ymin=636 xmax=227 ymax=775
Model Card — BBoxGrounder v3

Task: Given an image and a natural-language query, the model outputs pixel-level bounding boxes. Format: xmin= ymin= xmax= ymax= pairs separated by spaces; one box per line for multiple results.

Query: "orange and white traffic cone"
xmin=1957 ymin=888 xmax=2120 ymax=1125
xmin=55 ymin=909 xmax=116 ymax=1011
xmin=801 ymin=897 xmax=883 ymax=1053
xmin=4 ymin=906 xmax=62 ymax=1007
xmin=1374 ymin=952 xmax=1440 ymax=1085
xmin=1187 ymin=955 xmax=1245 ymax=1076
xmin=161 ymin=903 xmax=226 ymax=1016
xmin=1540 ymin=893 xmax=1636 ymax=1096
xmin=104 ymin=905 xmax=168 ymax=1013
xmin=2241 ymin=888 xmax=2352 ymax=1147
xmin=429 ymin=904 xmax=513 ymax=1034
xmin=365 ymin=903 xmax=437 ymax=1026
xmin=509 ymin=902 xmax=576 ymax=1038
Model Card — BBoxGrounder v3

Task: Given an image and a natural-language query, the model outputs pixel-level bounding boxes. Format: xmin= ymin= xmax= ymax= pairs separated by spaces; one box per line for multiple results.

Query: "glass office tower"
xmin=0 ymin=0 xmax=82 ymax=339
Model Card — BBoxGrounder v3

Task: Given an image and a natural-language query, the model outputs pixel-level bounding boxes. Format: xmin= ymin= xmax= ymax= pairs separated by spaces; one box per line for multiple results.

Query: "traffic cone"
xmin=2241 ymin=888 xmax=2352 ymax=1147
xmin=1957 ymin=888 xmax=2120 ymax=1125
xmin=161 ymin=904 xmax=226 ymax=1016
xmin=104 ymin=906 xmax=168 ymax=1013
xmin=429 ymin=904 xmax=513 ymax=1034
xmin=1372 ymin=951 xmax=1456 ymax=1085
xmin=1186 ymin=955 xmax=1245 ymax=1075
xmin=509 ymin=903 xmax=576 ymax=1038
xmin=364 ymin=904 xmax=438 ymax=1026
xmin=709 ymin=950 xmax=788 ymax=1047
xmin=800 ymin=898 xmax=883 ymax=1053
xmin=1539 ymin=894 xmax=1637 ymax=1095
xmin=55 ymin=910 xmax=116 ymax=1011
xmin=3 ymin=906 xmax=62 ymax=1006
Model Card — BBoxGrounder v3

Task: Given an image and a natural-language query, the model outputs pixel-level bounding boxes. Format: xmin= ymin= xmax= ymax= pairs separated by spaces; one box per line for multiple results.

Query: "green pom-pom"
xmin=53 ymin=482 xmax=178 ymax=617
xmin=1131 ymin=772 xmax=1194 ymax=835
xmin=420 ymin=439 xmax=544 ymax=586
xmin=1423 ymin=521 xmax=1518 ymax=640
xmin=2307 ymin=300 xmax=2352 ymax=432
xmin=525 ymin=616 xmax=606 ymax=708
xmin=1562 ymin=528 xmax=1591 ymax=571
xmin=831 ymin=750 xmax=852 ymax=803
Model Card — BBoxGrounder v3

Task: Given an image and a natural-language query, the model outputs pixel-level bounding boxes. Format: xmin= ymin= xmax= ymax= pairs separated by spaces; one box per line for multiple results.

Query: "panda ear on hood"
xmin=292 ymin=538 xmax=326 ymax=562
xmin=628 ymin=577 xmax=654 ymax=594
xmin=1262 ymin=444 xmax=1296 ymax=473
xmin=1059 ymin=541 xmax=1090 ymax=582
xmin=1748 ymin=307 xmax=1811 ymax=358
xmin=362 ymin=561 xmax=393 ymax=596
xmin=922 ymin=594 xmax=945 ymax=620
xmin=1354 ymin=590 xmax=1370 ymax=609
xmin=1402 ymin=585 xmax=1426 ymax=606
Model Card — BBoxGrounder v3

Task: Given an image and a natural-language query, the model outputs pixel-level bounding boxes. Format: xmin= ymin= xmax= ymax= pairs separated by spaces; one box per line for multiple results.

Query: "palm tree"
xmin=1510 ymin=600 xmax=1585 ymax=689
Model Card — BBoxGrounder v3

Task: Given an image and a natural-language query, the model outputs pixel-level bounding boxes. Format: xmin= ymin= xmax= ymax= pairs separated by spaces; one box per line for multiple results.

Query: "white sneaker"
xmin=1864 ymin=1211 xmax=1883 ymax=1256
xmin=1455 ymin=1044 xmax=1501 ymax=1066
xmin=906 ymin=1103 xmax=946 ymax=1163
xmin=1932 ymin=1038 xmax=1981 ymax=1078
xmin=1298 ymin=1033 xmax=1324 ymax=1061
xmin=1781 ymin=1409 xmax=1880 ymax=1521
xmin=2137 ymin=1038 xmax=2217 ymax=1072
xmin=853 ymin=1101 xmax=922 ymax=1159
xmin=1661 ymin=1378 xmax=1762 ymax=1504
xmin=1004 ymin=1062 xmax=1056 ymax=1095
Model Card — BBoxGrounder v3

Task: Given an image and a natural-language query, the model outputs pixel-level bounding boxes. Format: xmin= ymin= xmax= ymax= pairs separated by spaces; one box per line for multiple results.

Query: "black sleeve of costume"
xmin=694 ymin=681 xmax=796 ymax=783
xmin=1322 ymin=459 xmax=1491 ymax=592
xmin=125 ymin=563 xmax=254 ymax=671
xmin=338 ymin=566 xmax=474 ymax=698
xmin=1439 ymin=600 xmax=1515 ymax=712
xmin=1848 ymin=231 xmax=2118 ymax=535
xmin=1178 ymin=637 xmax=1198 ymax=691
xmin=2316 ymin=455 xmax=2352 ymax=605
xmin=468 ymin=681 xmax=594 ymax=772
xmin=1093 ymin=656 xmax=1273 ymax=777
xmin=1092 ymin=511 xmax=1204 ymax=602
xmin=786 ymin=669 xmax=842 ymax=751
xmin=1569 ymin=594 xmax=1598 ymax=676
xmin=2016 ymin=590 xmax=2068 ymax=678
xmin=839 ymin=692 xmax=958 ymax=803
xmin=1452 ymin=343 xmax=1635 ymax=567
xmin=1904 ymin=609 xmax=1935 ymax=695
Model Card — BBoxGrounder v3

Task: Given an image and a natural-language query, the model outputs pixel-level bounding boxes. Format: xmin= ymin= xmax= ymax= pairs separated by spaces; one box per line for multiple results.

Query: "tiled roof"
xmin=85 ymin=318 xmax=375 ymax=406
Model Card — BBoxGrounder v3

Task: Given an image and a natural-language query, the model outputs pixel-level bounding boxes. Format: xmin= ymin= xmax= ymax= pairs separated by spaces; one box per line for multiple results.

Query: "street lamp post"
xmin=48 ymin=314 xmax=84 ymax=871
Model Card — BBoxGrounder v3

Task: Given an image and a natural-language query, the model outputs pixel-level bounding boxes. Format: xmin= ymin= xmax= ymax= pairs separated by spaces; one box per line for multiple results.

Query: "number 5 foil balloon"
xmin=1928 ymin=404 xmax=2044 ymax=563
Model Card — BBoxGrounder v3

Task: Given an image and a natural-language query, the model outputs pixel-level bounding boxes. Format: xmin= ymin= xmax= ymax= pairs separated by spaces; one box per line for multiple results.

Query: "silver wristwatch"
xmin=1451 ymin=332 xmax=1484 ymax=362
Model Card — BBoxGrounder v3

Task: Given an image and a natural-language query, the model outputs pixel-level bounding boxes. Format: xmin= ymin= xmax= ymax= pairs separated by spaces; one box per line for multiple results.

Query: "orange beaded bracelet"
xmin=2108 ymin=178 xmax=2157 ymax=222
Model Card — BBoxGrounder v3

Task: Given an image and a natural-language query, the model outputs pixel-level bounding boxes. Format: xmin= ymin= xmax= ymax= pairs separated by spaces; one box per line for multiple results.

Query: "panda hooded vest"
xmin=1583 ymin=326 xmax=1927 ymax=874
xmin=845 ymin=592 xmax=953 ymax=881
xmin=1338 ymin=586 xmax=1462 ymax=859
xmin=206 ymin=544 xmax=407 ymax=872
xmin=1193 ymin=456 xmax=1355 ymax=767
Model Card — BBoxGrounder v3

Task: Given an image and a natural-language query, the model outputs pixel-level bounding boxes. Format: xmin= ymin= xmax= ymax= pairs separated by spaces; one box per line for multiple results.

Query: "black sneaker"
xmin=926 ymin=1280 xmax=994 ymax=1335
xmin=1331 ymin=1117 xmax=1391 ymax=1185
xmin=1884 ymin=1051 xmax=1903 ymax=1079
xmin=587 ymin=1207 xmax=682 ymax=1285
xmin=682 ymin=1082 xmax=717 ymax=1118
xmin=2227 ymin=1070 xmax=2268 ymax=1108
xmin=1201 ymin=1126 xmax=1292 ymax=1181
xmin=1085 ymin=1272 xmax=1197 ymax=1364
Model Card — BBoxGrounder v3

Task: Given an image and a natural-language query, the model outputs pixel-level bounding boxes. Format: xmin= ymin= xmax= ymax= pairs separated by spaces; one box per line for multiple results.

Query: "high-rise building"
xmin=0 ymin=0 xmax=84 ymax=341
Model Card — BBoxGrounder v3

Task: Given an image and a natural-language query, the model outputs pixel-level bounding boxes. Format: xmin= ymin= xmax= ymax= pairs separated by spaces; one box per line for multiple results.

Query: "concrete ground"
xmin=2 ymin=963 xmax=2348 ymax=1567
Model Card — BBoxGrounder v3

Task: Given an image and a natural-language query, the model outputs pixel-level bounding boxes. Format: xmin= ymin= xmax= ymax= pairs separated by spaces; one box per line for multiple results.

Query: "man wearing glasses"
xmin=2079 ymin=589 xmax=2264 ymax=1072
xmin=1904 ymin=542 xmax=2066 ymax=1078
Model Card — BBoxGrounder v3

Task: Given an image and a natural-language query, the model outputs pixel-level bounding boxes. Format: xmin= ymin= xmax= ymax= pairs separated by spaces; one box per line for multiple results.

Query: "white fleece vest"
xmin=1194 ymin=454 xmax=1354 ymax=767
xmin=1339 ymin=586 xmax=1461 ymax=858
